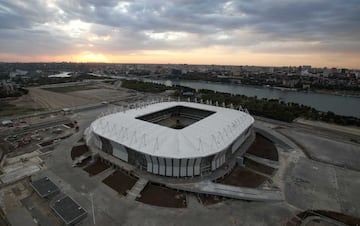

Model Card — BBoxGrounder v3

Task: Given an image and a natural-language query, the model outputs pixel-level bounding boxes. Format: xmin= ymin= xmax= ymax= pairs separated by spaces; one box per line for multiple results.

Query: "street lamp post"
xmin=90 ymin=193 xmax=96 ymax=225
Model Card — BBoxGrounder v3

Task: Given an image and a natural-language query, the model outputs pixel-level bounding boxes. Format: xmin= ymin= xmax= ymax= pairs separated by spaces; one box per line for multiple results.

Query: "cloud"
xmin=0 ymin=0 xmax=359 ymax=66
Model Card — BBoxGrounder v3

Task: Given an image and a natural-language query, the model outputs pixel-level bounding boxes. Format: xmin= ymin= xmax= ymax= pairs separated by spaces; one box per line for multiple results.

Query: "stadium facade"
xmin=85 ymin=101 xmax=254 ymax=177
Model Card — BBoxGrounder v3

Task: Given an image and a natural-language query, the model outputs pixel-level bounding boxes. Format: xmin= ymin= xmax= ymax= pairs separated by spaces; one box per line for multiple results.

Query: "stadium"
xmin=85 ymin=101 xmax=254 ymax=177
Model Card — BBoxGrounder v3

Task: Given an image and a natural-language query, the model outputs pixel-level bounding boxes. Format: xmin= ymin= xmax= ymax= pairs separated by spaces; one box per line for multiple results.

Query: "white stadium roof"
xmin=91 ymin=102 xmax=254 ymax=159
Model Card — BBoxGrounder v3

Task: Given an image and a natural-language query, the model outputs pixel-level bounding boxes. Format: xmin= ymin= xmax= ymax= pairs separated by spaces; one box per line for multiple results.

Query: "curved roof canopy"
xmin=91 ymin=102 xmax=254 ymax=159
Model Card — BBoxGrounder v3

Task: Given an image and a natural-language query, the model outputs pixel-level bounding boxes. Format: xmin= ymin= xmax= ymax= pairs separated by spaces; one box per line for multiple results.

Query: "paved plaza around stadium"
xmin=1 ymin=94 xmax=360 ymax=226
xmin=25 ymin=102 xmax=360 ymax=226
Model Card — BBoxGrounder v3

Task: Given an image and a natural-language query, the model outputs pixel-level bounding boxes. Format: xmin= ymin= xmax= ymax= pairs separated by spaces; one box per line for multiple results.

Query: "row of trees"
xmin=121 ymin=80 xmax=171 ymax=93
xmin=199 ymin=90 xmax=360 ymax=126
xmin=0 ymin=87 xmax=28 ymax=98
xmin=122 ymin=80 xmax=360 ymax=126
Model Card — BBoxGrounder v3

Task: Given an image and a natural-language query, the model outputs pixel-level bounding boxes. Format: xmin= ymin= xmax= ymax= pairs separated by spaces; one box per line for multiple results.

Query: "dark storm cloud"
xmin=0 ymin=0 xmax=359 ymax=55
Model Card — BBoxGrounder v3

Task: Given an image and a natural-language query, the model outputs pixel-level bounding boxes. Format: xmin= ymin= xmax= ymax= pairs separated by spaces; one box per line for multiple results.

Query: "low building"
xmin=1 ymin=120 xmax=13 ymax=127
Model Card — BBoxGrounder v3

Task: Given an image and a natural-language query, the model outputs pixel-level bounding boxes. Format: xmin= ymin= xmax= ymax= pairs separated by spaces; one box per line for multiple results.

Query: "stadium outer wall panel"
xmin=145 ymin=155 xmax=152 ymax=173
xmin=173 ymin=159 xmax=180 ymax=177
xmin=166 ymin=158 xmax=173 ymax=176
xmin=187 ymin=158 xmax=195 ymax=176
xmin=194 ymin=158 xmax=201 ymax=176
xmin=158 ymin=157 xmax=166 ymax=176
xmin=151 ymin=156 xmax=159 ymax=174
xmin=91 ymin=127 xmax=253 ymax=177
xmin=180 ymin=159 xmax=187 ymax=177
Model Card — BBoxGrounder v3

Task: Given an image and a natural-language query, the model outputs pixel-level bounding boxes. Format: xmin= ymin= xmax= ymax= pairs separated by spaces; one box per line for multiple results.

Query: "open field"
xmin=69 ymin=88 xmax=134 ymax=101
xmin=0 ymin=103 xmax=41 ymax=118
xmin=28 ymin=84 xmax=137 ymax=110
xmin=1 ymin=82 xmax=140 ymax=115
xmin=0 ymin=93 xmax=43 ymax=118
xmin=42 ymin=85 xmax=99 ymax=93
xmin=28 ymin=87 xmax=94 ymax=109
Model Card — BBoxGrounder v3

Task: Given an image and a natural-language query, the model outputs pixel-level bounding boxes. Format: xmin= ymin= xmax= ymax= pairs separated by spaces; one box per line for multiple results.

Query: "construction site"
xmin=0 ymin=80 xmax=360 ymax=226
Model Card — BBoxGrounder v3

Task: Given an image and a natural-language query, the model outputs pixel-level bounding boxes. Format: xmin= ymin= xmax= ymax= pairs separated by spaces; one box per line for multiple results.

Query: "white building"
xmin=85 ymin=102 xmax=254 ymax=177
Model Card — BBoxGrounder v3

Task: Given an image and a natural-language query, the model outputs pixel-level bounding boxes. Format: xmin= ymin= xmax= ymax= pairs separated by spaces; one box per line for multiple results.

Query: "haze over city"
xmin=0 ymin=0 xmax=359 ymax=68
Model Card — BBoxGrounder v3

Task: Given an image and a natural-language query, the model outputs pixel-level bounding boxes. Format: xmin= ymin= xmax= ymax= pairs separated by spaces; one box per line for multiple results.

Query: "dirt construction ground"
xmin=4 ymin=93 xmax=43 ymax=109
xmin=70 ymin=145 xmax=89 ymax=160
xmin=28 ymin=84 xmax=135 ymax=110
xmin=102 ymin=170 xmax=137 ymax=195
xmin=28 ymin=87 xmax=94 ymax=109
xmin=83 ymin=160 xmax=110 ymax=176
xmin=217 ymin=166 xmax=268 ymax=188
xmin=246 ymin=133 xmax=278 ymax=161
xmin=136 ymin=184 xmax=187 ymax=208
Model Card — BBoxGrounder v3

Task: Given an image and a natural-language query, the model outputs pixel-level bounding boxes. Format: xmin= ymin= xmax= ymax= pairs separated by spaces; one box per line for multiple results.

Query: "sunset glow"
xmin=75 ymin=52 xmax=109 ymax=63
xmin=0 ymin=0 xmax=359 ymax=68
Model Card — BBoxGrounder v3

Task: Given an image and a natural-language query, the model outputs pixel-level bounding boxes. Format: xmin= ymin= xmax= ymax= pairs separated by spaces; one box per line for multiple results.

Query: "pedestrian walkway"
xmin=72 ymin=152 xmax=92 ymax=167
xmin=125 ymin=178 xmax=148 ymax=200
xmin=186 ymin=194 xmax=203 ymax=209
xmin=243 ymin=153 xmax=279 ymax=169
xmin=167 ymin=181 xmax=283 ymax=202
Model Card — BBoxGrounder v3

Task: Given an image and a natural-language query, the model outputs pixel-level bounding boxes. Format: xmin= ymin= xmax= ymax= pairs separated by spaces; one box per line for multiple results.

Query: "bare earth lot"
xmin=69 ymin=88 xmax=134 ymax=102
xmin=217 ymin=166 xmax=268 ymax=188
xmin=83 ymin=160 xmax=110 ymax=176
xmin=244 ymin=158 xmax=276 ymax=175
xmin=28 ymin=85 xmax=135 ymax=110
xmin=246 ymin=133 xmax=278 ymax=161
xmin=102 ymin=170 xmax=137 ymax=195
xmin=0 ymin=94 xmax=43 ymax=118
xmin=42 ymin=85 xmax=98 ymax=93
xmin=29 ymin=87 xmax=94 ymax=109
xmin=136 ymin=184 xmax=187 ymax=208
xmin=70 ymin=145 xmax=89 ymax=160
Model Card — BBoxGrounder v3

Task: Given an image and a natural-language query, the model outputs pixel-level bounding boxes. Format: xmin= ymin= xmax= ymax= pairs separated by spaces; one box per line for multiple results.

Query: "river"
xmin=138 ymin=78 xmax=360 ymax=118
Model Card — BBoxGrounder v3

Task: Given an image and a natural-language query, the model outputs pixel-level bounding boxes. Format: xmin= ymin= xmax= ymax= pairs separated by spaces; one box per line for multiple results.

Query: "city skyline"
xmin=0 ymin=0 xmax=359 ymax=69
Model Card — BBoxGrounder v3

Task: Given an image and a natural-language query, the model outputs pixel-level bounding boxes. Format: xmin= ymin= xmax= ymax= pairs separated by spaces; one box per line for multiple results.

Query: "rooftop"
xmin=91 ymin=101 xmax=254 ymax=159
xmin=49 ymin=194 xmax=87 ymax=225
xmin=30 ymin=177 xmax=60 ymax=198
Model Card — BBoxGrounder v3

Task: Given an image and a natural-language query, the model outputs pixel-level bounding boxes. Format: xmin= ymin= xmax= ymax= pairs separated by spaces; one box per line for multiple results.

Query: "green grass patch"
xmin=121 ymin=80 xmax=172 ymax=93
xmin=42 ymin=85 xmax=98 ymax=93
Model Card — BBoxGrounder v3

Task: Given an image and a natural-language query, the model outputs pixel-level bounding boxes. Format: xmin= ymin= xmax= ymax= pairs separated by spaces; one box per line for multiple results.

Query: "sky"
xmin=0 ymin=0 xmax=359 ymax=68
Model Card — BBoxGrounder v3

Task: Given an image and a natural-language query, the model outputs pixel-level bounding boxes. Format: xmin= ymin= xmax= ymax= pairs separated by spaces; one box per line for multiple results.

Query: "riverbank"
xmin=312 ymin=89 xmax=360 ymax=97
xmin=121 ymin=79 xmax=360 ymax=127
xmin=135 ymin=78 xmax=360 ymax=118
xmin=294 ymin=118 xmax=360 ymax=138
xmin=154 ymin=77 xmax=360 ymax=98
